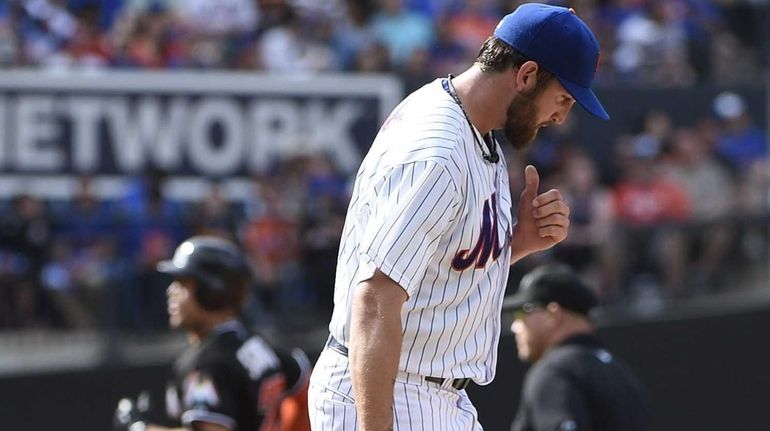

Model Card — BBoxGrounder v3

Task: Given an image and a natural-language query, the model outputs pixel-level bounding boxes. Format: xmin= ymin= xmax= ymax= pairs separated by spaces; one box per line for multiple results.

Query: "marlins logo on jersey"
xmin=183 ymin=372 xmax=220 ymax=407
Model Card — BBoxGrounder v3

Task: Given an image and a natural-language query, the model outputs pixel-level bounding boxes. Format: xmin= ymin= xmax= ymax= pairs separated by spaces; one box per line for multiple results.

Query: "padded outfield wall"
xmin=2 ymin=302 xmax=770 ymax=431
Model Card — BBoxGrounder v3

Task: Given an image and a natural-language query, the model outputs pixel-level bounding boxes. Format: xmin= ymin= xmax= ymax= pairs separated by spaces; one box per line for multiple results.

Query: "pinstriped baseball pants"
xmin=309 ymin=347 xmax=484 ymax=431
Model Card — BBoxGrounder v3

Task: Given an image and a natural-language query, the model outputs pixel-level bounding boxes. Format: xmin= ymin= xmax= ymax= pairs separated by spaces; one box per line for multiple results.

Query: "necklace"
xmin=442 ymin=74 xmax=500 ymax=164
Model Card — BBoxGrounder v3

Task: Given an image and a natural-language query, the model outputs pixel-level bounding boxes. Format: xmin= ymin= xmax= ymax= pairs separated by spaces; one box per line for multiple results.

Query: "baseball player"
xmin=113 ymin=236 xmax=312 ymax=431
xmin=308 ymin=4 xmax=609 ymax=430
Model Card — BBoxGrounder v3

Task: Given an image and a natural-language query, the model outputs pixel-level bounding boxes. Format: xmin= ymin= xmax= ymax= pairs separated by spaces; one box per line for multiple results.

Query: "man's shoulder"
xmin=384 ymin=80 xmax=467 ymax=141
xmin=376 ymin=85 xmax=469 ymax=168
xmin=408 ymin=79 xmax=468 ymax=129
xmin=530 ymin=342 xmax=642 ymax=389
xmin=528 ymin=344 xmax=597 ymax=380
xmin=189 ymin=335 xmax=242 ymax=369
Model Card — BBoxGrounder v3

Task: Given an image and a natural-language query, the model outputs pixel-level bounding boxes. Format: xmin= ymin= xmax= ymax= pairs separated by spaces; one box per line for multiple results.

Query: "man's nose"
xmin=512 ymin=319 xmax=523 ymax=334
xmin=551 ymin=110 xmax=566 ymax=125
xmin=551 ymin=101 xmax=575 ymax=125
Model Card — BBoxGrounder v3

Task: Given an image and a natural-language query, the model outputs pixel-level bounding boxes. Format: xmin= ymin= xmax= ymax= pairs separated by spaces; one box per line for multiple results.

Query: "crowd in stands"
xmin=0 ymin=154 xmax=350 ymax=330
xmin=0 ymin=0 xmax=767 ymax=87
xmin=527 ymin=92 xmax=769 ymax=306
xmin=1 ymin=92 xmax=766 ymax=331
xmin=0 ymin=0 xmax=768 ymax=331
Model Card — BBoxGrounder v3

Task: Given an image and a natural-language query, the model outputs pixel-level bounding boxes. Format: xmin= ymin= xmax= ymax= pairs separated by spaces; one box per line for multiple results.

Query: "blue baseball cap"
xmin=494 ymin=3 xmax=609 ymax=121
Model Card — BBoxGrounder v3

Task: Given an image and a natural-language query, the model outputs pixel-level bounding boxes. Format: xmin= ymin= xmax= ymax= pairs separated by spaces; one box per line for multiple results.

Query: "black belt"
xmin=325 ymin=336 xmax=471 ymax=390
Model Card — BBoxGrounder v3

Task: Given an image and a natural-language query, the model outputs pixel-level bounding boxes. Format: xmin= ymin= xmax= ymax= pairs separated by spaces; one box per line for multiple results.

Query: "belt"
xmin=325 ymin=336 xmax=471 ymax=390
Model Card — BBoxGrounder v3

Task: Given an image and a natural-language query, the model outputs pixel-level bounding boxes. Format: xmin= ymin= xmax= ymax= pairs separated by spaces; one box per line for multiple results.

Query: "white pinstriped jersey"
xmin=328 ymin=78 xmax=513 ymax=385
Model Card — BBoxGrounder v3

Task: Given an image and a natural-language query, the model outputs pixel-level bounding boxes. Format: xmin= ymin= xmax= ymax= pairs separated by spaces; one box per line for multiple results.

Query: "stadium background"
xmin=0 ymin=0 xmax=768 ymax=430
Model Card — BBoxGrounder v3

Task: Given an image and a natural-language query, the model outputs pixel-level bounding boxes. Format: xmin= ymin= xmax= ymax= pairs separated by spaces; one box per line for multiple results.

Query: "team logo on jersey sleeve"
xmin=452 ymin=192 xmax=511 ymax=271
xmin=183 ymin=371 xmax=220 ymax=407
xmin=380 ymin=102 xmax=406 ymax=131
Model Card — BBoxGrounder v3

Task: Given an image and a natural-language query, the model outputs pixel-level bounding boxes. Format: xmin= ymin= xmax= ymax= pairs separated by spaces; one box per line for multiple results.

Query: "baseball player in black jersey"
xmin=503 ymin=265 xmax=650 ymax=431
xmin=113 ymin=236 xmax=312 ymax=431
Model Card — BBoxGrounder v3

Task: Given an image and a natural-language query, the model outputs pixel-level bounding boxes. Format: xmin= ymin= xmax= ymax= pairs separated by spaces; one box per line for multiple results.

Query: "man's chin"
xmin=169 ymin=315 xmax=182 ymax=329
xmin=517 ymin=351 xmax=534 ymax=363
xmin=505 ymin=127 xmax=539 ymax=150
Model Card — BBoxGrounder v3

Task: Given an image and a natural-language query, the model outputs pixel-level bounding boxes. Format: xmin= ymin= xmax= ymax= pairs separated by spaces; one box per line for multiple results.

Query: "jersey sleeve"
xmin=178 ymin=364 xmax=239 ymax=430
xmin=524 ymin=366 xmax=594 ymax=431
xmin=357 ymin=160 xmax=461 ymax=296
xmin=277 ymin=348 xmax=312 ymax=431
xmin=283 ymin=348 xmax=312 ymax=395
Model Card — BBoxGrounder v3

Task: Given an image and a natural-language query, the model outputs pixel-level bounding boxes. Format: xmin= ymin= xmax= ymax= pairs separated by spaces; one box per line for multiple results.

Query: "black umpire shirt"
xmin=165 ymin=320 xmax=309 ymax=430
xmin=511 ymin=333 xmax=650 ymax=431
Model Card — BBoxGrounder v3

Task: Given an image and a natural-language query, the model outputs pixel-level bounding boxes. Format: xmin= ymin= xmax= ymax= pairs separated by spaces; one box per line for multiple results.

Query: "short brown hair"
xmin=475 ymin=36 xmax=553 ymax=85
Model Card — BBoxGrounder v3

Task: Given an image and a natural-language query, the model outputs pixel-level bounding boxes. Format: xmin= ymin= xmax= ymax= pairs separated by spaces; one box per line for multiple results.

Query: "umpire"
xmin=113 ymin=236 xmax=311 ymax=431
xmin=503 ymin=265 xmax=650 ymax=431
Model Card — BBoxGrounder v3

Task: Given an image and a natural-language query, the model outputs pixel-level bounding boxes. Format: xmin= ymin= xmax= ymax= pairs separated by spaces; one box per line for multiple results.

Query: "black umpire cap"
xmin=502 ymin=264 xmax=598 ymax=316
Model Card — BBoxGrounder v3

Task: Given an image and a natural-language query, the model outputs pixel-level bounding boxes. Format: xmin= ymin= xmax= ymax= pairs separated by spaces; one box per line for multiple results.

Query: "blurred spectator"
xmin=0 ymin=194 xmax=54 ymax=328
xmin=18 ymin=0 xmax=78 ymax=67
xmin=612 ymin=0 xmax=695 ymax=86
xmin=405 ymin=0 xmax=450 ymax=18
xmin=371 ymin=0 xmax=434 ymax=68
xmin=333 ymin=0 xmax=378 ymax=70
xmin=552 ymin=149 xmax=618 ymax=301
xmin=738 ymin=160 xmax=770 ymax=216
xmin=662 ymin=128 xmax=736 ymax=292
xmin=711 ymin=28 xmax=760 ymax=85
xmin=0 ymin=0 xmax=763 ymax=84
xmin=62 ymin=3 xmax=112 ymax=68
xmin=707 ymin=93 xmax=769 ymax=287
xmin=445 ymin=0 xmax=498 ymax=58
xmin=400 ymin=47 xmax=432 ymax=92
xmin=258 ymin=4 xmax=335 ymax=73
xmin=177 ymin=0 xmax=259 ymax=35
xmin=304 ymin=154 xmax=349 ymax=208
xmin=300 ymin=199 xmax=345 ymax=315
xmin=240 ymin=175 xmax=300 ymax=316
xmin=353 ymin=39 xmax=391 ymax=73
xmin=116 ymin=168 xmax=187 ymax=330
xmin=131 ymin=229 xmax=175 ymax=331
xmin=191 ymin=181 xmax=239 ymax=239
xmin=292 ymin=0 xmax=347 ymax=22
xmin=0 ymin=2 xmax=19 ymax=65
xmin=641 ymin=109 xmax=674 ymax=145
xmin=613 ymin=135 xmax=692 ymax=224
xmin=428 ymin=18 xmax=466 ymax=77
xmin=68 ymin=0 xmax=124 ymax=30
xmin=605 ymin=109 xmax=673 ymax=184
xmin=663 ymin=128 xmax=734 ymax=222
xmin=41 ymin=177 xmax=122 ymax=328
xmin=712 ymin=92 xmax=767 ymax=173
xmin=734 ymin=160 xmax=770 ymax=278
xmin=300 ymin=155 xmax=348 ymax=313
xmin=112 ymin=3 xmax=186 ymax=68
xmin=613 ymin=135 xmax=692 ymax=299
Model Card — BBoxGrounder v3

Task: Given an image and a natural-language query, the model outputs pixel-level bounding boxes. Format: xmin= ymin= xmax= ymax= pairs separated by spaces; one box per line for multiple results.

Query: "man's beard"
xmin=503 ymin=88 xmax=541 ymax=150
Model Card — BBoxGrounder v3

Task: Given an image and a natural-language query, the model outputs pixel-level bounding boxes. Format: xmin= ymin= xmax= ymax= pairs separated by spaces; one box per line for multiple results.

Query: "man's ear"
xmin=545 ymin=302 xmax=564 ymax=327
xmin=515 ymin=60 xmax=540 ymax=93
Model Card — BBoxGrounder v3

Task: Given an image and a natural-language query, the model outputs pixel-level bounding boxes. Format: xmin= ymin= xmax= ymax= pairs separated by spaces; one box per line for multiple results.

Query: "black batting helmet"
xmin=157 ymin=236 xmax=252 ymax=310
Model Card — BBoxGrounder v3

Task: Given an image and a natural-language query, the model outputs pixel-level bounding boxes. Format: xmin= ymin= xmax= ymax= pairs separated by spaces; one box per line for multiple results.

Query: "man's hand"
xmin=113 ymin=397 xmax=147 ymax=431
xmin=511 ymin=165 xmax=570 ymax=263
